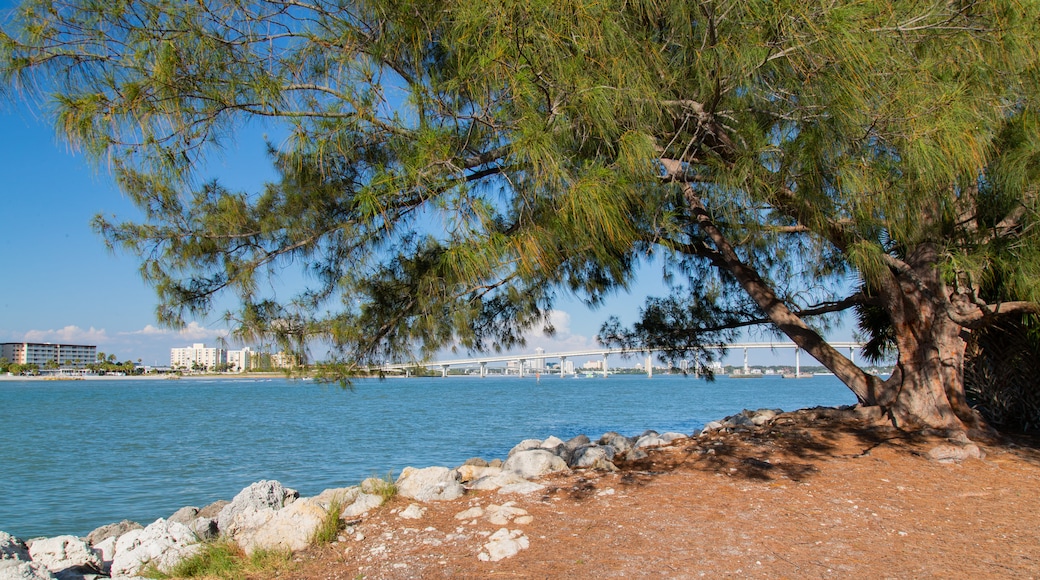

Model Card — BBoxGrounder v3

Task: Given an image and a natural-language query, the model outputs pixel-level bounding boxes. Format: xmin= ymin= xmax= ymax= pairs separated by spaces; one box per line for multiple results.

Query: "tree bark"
xmin=863 ymin=243 xmax=976 ymax=431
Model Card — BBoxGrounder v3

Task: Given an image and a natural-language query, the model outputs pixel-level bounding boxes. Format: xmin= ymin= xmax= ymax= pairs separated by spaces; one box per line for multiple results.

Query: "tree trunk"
xmin=685 ymin=185 xmax=981 ymax=433
xmin=868 ymin=243 xmax=980 ymax=433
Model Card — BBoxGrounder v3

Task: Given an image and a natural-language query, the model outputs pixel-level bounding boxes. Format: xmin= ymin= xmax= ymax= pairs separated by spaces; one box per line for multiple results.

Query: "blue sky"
xmin=0 ymin=1 xmax=856 ymax=368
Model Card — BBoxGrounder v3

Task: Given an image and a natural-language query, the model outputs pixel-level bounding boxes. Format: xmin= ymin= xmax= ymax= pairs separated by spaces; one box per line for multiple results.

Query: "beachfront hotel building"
xmin=170 ymin=344 xmax=261 ymax=372
xmin=0 ymin=342 xmax=97 ymax=368
xmin=170 ymin=343 xmax=226 ymax=370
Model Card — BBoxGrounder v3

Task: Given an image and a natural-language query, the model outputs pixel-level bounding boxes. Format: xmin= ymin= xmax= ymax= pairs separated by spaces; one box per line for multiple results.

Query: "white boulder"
xmin=396 ymin=467 xmax=465 ymax=501
xmin=0 ymin=559 xmax=56 ymax=580
xmin=341 ymin=493 xmax=384 ymax=518
xmin=477 ymin=529 xmax=529 ymax=562
xmin=110 ymin=519 xmax=200 ymax=577
xmin=503 ymin=449 xmax=569 ymax=479
xmin=236 ymin=498 xmax=327 ymax=554
xmin=27 ymin=536 xmax=102 ymax=578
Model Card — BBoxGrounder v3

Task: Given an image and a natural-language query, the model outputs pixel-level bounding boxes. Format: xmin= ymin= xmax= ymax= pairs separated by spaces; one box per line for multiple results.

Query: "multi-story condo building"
xmin=170 ymin=343 xmax=226 ymax=370
xmin=226 ymin=347 xmax=252 ymax=373
xmin=0 ymin=342 xmax=97 ymax=368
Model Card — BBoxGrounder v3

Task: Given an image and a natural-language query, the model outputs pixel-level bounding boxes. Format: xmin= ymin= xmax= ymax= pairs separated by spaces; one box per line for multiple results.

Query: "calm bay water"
xmin=0 ymin=374 xmax=856 ymax=538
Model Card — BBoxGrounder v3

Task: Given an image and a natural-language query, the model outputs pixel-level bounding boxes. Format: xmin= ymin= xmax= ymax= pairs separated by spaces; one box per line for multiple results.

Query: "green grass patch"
xmin=311 ymin=497 xmax=345 ymax=545
xmin=143 ymin=539 xmax=293 ymax=579
xmin=373 ymin=471 xmax=398 ymax=504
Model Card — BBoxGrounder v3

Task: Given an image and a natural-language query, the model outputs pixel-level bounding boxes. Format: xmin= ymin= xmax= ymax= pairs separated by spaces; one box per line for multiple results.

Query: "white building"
xmin=532 ymin=347 xmax=546 ymax=371
xmin=1 ymin=342 xmax=96 ymax=368
xmin=226 ymin=347 xmax=253 ymax=373
xmin=170 ymin=343 xmax=225 ymax=370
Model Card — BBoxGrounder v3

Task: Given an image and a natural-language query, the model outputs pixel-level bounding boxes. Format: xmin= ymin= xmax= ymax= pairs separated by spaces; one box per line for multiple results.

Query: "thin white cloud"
xmin=23 ymin=325 xmax=109 ymax=343
xmin=121 ymin=321 xmax=226 ymax=341
xmin=523 ymin=310 xmax=600 ymax=354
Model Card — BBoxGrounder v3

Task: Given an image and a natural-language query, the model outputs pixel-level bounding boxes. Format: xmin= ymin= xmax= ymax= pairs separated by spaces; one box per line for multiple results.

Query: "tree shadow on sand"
xmin=608 ymin=406 xmax=1040 ymax=488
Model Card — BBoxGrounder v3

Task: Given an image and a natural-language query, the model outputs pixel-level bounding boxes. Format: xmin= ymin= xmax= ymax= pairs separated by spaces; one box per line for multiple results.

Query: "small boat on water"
xmin=781 ymin=372 xmax=813 ymax=379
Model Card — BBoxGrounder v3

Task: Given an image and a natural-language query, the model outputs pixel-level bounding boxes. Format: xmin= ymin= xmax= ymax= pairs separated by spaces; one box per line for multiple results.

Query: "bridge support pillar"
xmin=849 ymin=346 xmax=855 ymax=365
xmin=646 ymin=354 xmax=652 ymax=378
xmin=518 ymin=359 xmax=525 ymax=378
xmin=441 ymin=365 xmax=448 ymax=378
xmin=480 ymin=362 xmax=487 ymax=378
xmin=796 ymin=348 xmax=801 ymax=377
xmin=602 ymin=354 xmax=609 ymax=378
xmin=559 ymin=356 xmax=567 ymax=377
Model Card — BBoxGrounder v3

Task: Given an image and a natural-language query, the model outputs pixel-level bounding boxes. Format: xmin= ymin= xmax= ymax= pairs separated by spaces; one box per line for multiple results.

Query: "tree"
xmin=3 ymin=0 xmax=1039 ymax=432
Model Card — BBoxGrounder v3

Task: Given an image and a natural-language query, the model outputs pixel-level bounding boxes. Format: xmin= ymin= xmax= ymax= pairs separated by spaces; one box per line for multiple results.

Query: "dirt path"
xmin=287 ymin=409 xmax=1040 ymax=579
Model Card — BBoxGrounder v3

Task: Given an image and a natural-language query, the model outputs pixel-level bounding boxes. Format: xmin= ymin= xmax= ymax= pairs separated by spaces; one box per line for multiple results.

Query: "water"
xmin=0 ymin=374 xmax=855 ymax=538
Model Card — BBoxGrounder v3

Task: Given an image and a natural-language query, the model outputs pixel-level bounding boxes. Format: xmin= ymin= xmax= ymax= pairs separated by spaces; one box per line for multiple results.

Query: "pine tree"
xmin=3 ymin=0 xmax=1039 ymax=431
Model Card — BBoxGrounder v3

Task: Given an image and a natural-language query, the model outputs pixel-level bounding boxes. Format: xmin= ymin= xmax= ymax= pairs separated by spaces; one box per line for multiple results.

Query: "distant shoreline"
xmin=0 ymin=372 xmax=296 ymax=382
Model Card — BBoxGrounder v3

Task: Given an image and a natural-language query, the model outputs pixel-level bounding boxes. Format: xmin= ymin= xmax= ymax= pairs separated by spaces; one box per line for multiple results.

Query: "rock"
xmin=477 ymin=529 xmax=529 ymax=562
xmin=217 ymin=480 xmax=299 ymax=534
xmin=457 ymin=464 xmax=500 ymax=483
xmin=563 ymin=434 xmax=591 ymax=457
xmin=0 ymin=559 xmax=57 ymax=580
xmin=620 ymin=448 xmax=649 ymax=462
xmin=488 ymin=458 xmax=504 ymax=468
xmin=507 ymin=439 xmax=543 ymax=457
xmin=85 ymin=521 xmax=142 ymax=547
xmin=496 ymin=481 xmax=546 ymax=495
xmin=396 ymin=467 xmax=465 ymax=502
xmin=91 ymin=537 xmax=117 ymax=575
xmin=359 ymin=478 xmax=393 ymax=495
xmin=462 ymin=457 xmax=489 ymax=467
xmin=502 ymin=449 xmax=569 ymax=479
xmin=341 ymin=493 xmax=383 ymax=518
xmin=454 ymin=507 xmax=485 ymax=520
xmin=538 ymin=436 xmax=566 ymax=457
xmin=0 ymin=532 xmax=29 ymax=561
xmin=926 ymin=443 xmax=984 ymax=463
xmin=750 ymin=409 xmax=779 ymax=426
xmin=312 ymin=487 xmax=361 ymax=510
xmin=660 ymin=432 xmax=689 ymax=442
xmin=237 ymin=498 xmax=327 ymax=555
xmin=635 ymin=434 xmax=669 ymax=449
xmin=700 ymin=420 xmax=725 ymax=434
xmin=468 ymin=471 xmax=528 ymax=491
xmin=599 ymin=432 xmax=634 ymax=455
xmin=110 ymin=519 xmax=200 ymax=577
xmin=484 ymin=503 xmax=529 ymax=526
xmin=27 ymin=536 xmax=103 ymax=578
xmin=196 ymin=500 xmax=228 ymax=520
xmin=725 ymin=414 xmax=755 ymax=428
xmin=398 ymin=504 xmax=426 ymax=520
xmin=189 ymin=518 xmax=219 ymax=542
xmin=167 ymin=507 xmax=199 ymax=527
xmin=569 ymin=445 xmax=617 ymax=470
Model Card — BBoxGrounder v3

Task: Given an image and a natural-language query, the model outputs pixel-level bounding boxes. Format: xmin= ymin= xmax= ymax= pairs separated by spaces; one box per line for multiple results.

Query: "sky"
xmin=0 ymin=2 xmax=858 ymax=368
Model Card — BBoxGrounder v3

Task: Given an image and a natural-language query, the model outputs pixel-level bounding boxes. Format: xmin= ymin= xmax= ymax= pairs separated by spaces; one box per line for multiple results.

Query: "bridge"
xmin=377 ymin=341 xmax=865 ymax=378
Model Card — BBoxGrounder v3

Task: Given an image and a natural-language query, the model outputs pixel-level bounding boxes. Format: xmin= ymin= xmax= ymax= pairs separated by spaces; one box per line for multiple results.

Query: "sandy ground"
xmin=276 ymin=408 xmax=1040 ymax=579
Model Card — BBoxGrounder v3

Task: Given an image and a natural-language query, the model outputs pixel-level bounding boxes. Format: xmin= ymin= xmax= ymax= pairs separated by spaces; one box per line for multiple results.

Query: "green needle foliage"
xmin=3 ymin=0 xmax=1040 ymax=430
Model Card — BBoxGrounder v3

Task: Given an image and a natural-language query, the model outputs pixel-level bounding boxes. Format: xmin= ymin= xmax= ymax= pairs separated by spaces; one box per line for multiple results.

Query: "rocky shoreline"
xmin=0 ymin=406 xmax=983 ymax=580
